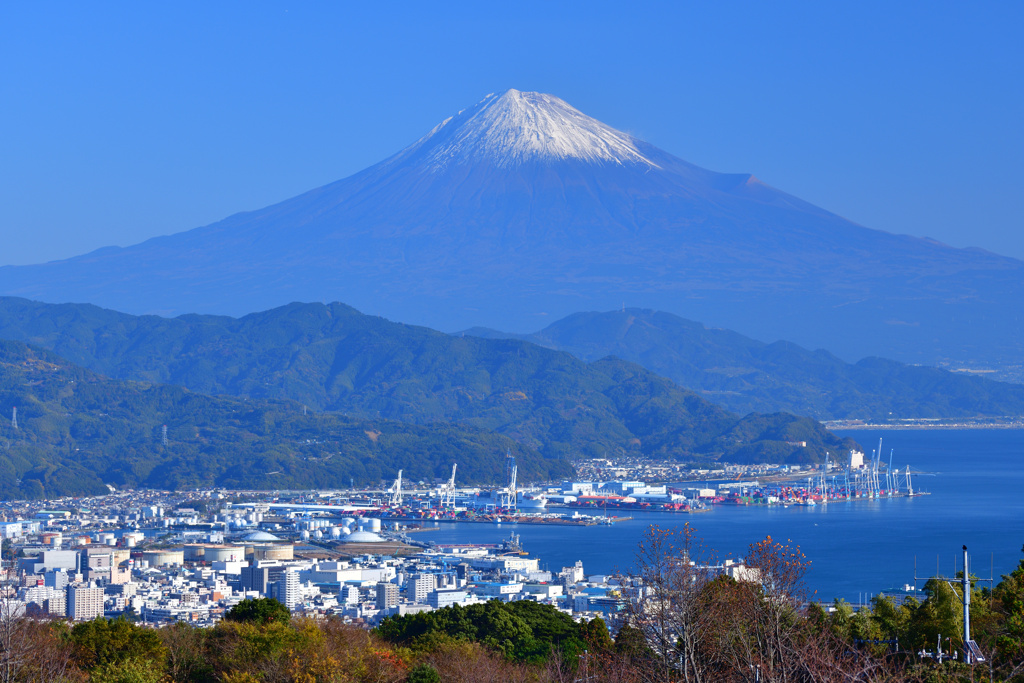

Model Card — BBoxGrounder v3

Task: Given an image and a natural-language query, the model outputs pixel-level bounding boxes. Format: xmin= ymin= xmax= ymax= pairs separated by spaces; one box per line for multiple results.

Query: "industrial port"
xmin=226 ymin=439 xmax=927 ymax=534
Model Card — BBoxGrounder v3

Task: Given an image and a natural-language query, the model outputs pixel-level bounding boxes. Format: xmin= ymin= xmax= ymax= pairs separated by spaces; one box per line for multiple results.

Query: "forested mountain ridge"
xmin=464 ymin=308 xmax=1024 ymax=420
xmin=0 ymin=339 xmax=570 ymax=499
xmin=0 ymin=298 xmax=856 ymax=470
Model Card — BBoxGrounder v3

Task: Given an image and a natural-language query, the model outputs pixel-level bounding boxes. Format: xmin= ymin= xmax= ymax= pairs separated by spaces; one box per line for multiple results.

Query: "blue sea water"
xmin=418 ymin=429 xmax=1024 ymax=602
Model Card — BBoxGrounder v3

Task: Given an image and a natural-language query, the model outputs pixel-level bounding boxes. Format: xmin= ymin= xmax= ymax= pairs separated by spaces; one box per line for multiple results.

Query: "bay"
xmin=417 ymin=429 xmax=1024 ymax=602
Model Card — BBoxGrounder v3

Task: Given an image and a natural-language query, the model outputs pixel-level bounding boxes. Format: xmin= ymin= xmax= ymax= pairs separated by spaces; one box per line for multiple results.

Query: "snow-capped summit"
xmin=402 ymin=89 xmax=659 ymax=170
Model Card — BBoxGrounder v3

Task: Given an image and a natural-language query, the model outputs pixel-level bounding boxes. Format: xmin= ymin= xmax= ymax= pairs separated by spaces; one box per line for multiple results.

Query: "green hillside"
xmin=0 ymin=298 xmax=855 ymax=467
xmin=0 ymin=340 xmax=570 ymax=499
xmin=464 ymin=308 xmax=1024 ymax=420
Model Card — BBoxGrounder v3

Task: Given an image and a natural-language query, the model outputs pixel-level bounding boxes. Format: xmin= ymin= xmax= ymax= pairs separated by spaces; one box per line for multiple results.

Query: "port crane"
xmin=439 ymin=463 xmax=458 ymax=507
xmin=499 ymin=450 xmax=518 ymax=510
xmin=387 ymin=470 xmax=403 ymax=507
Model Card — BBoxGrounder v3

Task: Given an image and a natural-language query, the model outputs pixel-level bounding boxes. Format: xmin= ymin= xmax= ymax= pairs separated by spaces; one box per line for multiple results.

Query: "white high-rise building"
xmin=406 ymin=574 xmax=435 ymax=604
xmin=68 ymin=586 xmax=104 ymax=621
xmin=376 ymin=582 xmax=399 ymax=609
xmin=271 ymin=568 xmax=301 ymax=610
xmin=342 ymin=585 xmax=361 ymax=605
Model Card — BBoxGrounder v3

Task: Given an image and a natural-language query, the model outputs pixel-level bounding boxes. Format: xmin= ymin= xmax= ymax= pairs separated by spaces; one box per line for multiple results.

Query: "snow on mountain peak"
xmin=408 ymin=89 xmax=660 ymax=170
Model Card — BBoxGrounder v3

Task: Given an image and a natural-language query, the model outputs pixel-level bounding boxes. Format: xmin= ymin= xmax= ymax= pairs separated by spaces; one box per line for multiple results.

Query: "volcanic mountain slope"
xmin=1 ymin=89 xmax=1018 ymax=367
xmin=0 ymin=339 xmax=568 ymax=499
xmin=0 ymin=297 xmax=855 ymax=465
xmin=463 ymin=309 xmax=1024 ymax=420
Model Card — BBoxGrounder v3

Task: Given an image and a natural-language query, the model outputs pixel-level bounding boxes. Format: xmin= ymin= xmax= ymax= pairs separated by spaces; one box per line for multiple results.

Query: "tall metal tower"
xmin=162 ymin=424 xmax=168 ymax=446
xmin=10 ymin=407 xmax=16 ymax=430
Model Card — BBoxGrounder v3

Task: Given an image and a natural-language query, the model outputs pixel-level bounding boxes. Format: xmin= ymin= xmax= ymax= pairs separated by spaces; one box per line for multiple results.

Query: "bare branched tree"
xmin=0 ymin=597 xmax=31 ymax=683
xmin=699 ymin=535 xmax=812 ymax=683
xmin=627 ymin=524 xmax=720 ymax=683
xmin=0 ymin=597 xmax=79 ymax=683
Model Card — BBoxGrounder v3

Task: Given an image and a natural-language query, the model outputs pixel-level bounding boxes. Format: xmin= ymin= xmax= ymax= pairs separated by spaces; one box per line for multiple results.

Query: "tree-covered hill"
xmin=465 ymin=308 xmax=1024 ymax=420
xmin=0 ymin=298 xmax=855 ymax=466
xmin=0 ymin=340 xmax=569 ymax=499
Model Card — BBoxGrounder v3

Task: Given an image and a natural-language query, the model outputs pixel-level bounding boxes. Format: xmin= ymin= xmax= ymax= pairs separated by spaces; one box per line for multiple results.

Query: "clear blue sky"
xmin=1 ymin=1 xmax=1021 ymax=265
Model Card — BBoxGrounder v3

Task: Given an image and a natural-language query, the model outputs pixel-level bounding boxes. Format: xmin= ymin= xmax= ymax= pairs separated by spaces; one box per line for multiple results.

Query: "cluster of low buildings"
xmin=571 ymin=458 xmax=808 ymax=487
xmin=553 ymin=480 xmax=676 ymax=504
xmin=0 ymin=489 xmax=696 ymax=628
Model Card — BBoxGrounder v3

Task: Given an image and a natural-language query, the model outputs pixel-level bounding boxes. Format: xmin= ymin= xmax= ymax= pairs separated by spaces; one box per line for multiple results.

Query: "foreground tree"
xmin=720 ymin=535 xmax=812 ymax=683
xmin=67 ymin=616 xmax=166 ymax=672
xmin=223 ymin=597 xmax=291 ymax=626
xmin=157 ymin=622 xmax=213 ymax=683
xmin=0 ymin=605 xmax=80 ymax=683
xmin=627 ymin=524 xmax=720 ymax=683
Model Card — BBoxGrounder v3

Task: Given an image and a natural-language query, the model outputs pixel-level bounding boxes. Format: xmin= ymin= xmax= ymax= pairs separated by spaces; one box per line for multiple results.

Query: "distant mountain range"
xmin=463 ymin=309 xmax=1024 ymax=421
xmin=0 ymin=298 xmax=855 ymax=490
xmin=0 ymin=339 xmax=566 ymax=500
xmin=0 ymin=89 xmax=1019 ymax=370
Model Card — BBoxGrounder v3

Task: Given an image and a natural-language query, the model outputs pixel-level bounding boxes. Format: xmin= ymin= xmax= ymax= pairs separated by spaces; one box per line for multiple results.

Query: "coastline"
xmin=825 ymin=420 xmax=1024 ymax=430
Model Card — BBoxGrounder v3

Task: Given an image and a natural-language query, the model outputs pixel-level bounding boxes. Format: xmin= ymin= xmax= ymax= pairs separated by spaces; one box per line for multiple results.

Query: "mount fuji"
xmin=1 ymin=89 xmax=1020 ymax=368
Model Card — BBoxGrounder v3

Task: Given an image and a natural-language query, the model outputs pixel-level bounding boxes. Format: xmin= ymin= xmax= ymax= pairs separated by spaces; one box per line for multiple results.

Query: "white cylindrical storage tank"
xmin=106 ymin=537 xmax=116 ymax=546
xmin=329 ymin=526 xmax=341 ymax=539
xmin=97 ymin=532 xmax=115 ymax=544
xmin=252 ymin=544 xmax=294 ymax=561
xmin=314 ymin=530 xmax=323 ymax=539
xmin=367 ymin=518 xmax=382 ymax=533
xmin=342 ymin=517 xmax=356 ymax=527
xmin=184 ymin=545 xmax=206 ymax=561
xmin=340 ymin=526 xmax=352 ymax=536
xmin=300 ymin=530 xmax=310 ymax=541
xmin=141 ymin=549 xmax=185 ymax=567
xmin=206 ymin=546 xmax=244 ymax=562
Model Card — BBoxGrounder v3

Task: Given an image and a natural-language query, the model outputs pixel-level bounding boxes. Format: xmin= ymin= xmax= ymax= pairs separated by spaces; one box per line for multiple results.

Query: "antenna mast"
xmin=10 ymin=407 xmax=16 ymax=430
xmin=913 ymin=545 xmax=988 ymax=664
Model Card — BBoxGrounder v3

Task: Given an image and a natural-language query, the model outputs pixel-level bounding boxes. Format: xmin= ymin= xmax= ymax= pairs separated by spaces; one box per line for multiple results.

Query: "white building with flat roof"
xmin=68 ymin=586 xmax=104 ymax=621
